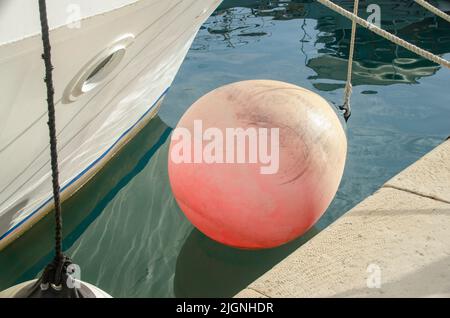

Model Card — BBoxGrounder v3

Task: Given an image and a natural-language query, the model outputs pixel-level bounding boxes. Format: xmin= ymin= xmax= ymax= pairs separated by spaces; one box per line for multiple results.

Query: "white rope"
xmin=316 ymin=0 xmax=450 ymax=69
xmin=341 ymin=0 xmax=359 ymax=121
xmin=414 ymin=0 xmax=450 ymax=24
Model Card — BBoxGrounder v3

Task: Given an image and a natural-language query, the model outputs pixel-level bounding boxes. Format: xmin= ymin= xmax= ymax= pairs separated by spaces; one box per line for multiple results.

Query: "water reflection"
xmin=0 ymin=116 xmax=171 ymax=291
xmin=309 ymin=15 xmax=450 ymax=88
xmin=197 ymin=0 xmax=450 ymax=88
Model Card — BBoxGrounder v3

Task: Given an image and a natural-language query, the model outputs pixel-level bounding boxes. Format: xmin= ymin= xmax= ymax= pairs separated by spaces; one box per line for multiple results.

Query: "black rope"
xmin=14 ymin=1 xmax=97 ymax=297
xmin=38 ymin=0 xmax=64 ymax=276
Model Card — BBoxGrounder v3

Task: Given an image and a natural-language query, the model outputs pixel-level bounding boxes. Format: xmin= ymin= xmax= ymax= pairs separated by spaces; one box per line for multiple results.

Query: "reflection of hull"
xmin=0 ymin=0 xmax=222 ymax=250
xmin=206 ymin=0 xmax=450 ymax=88
xmin=308 ymin=55 xmax=440 ymax=90
xmin=435 ymin=0 xmax=450 ymax=12
xmin=309 ymin=1 xmax=450 ymax=88
xmin=0 ymin=115 xmax=170 ymax=292
xmin=218 ymin=0 xmax=445 ymax=25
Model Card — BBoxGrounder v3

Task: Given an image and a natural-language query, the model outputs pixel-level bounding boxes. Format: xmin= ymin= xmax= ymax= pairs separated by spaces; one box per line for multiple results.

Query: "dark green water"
xmin=1 ymin=0 xmax=450 ymax=297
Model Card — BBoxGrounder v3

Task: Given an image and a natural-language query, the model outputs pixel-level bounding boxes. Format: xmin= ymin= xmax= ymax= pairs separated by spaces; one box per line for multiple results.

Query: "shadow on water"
xmin=0 ymin=109 xmax=321 ymax=297
xmin=174 ymin=227 xmax=319 ymax=298
xmin=0 ymin=116 xmax=171 ymax=290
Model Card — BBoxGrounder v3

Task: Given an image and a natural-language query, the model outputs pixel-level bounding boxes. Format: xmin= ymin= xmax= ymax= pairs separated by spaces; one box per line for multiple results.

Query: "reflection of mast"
xmin=197 ymin=4 xmax=271 ymax=50
xmin=300 ymin=18 xmax=311 ymax=65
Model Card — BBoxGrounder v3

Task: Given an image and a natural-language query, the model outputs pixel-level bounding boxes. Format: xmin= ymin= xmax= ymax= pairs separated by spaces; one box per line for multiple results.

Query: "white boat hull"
xmin=0 ymin=0 xmax=222 ymax=249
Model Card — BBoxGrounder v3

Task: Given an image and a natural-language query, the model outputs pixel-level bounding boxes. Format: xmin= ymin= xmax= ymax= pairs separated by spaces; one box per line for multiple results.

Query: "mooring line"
xmin=316 ymin=0 xmax=450 ymax=69
xmin=414 ymin=0 xmax=450 ymax=24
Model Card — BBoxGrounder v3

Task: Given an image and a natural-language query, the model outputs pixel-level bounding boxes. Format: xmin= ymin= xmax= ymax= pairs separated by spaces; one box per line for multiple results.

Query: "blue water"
xmin=1 ymin=0 xmax=449 ymax=297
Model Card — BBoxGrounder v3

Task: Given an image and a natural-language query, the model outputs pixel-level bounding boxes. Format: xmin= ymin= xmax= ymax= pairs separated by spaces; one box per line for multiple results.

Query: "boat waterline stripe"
xmin=0 ymin=87 xmax=170 ymax=243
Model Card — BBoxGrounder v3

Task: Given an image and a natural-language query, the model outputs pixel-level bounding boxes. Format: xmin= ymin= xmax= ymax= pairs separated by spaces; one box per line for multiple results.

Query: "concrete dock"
xmin=236 ymin=139 xmax=450 ymax=298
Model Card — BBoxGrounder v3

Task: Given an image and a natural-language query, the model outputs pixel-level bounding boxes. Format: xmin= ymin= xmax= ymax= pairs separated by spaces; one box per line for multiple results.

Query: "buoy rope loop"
xmin=339 ymin=0 xmax=358 ymax=122
xmin=40 ymin=255 xmax=74 ymax=288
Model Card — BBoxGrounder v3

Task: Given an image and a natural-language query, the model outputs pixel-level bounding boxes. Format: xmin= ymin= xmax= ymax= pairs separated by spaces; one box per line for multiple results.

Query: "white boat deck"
xmin=236 ymin=138 xmax=450 ymax=298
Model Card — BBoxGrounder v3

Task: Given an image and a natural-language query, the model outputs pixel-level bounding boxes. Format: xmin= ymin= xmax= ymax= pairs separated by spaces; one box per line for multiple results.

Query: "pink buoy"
xmin=168 ymin=80 xmax=347 ymax=249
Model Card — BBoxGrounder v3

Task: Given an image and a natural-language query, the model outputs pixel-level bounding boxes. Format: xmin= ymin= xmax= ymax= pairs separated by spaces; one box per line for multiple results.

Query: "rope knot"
xmin=41 ymin=255 xmax=74 ymax=289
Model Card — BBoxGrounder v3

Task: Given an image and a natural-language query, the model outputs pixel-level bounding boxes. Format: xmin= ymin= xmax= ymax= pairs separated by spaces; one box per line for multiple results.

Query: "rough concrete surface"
xmin=385 ymin=140 xmax=450 ymax=204
xmin=235 ymin=140 xmax=450 ymax=298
